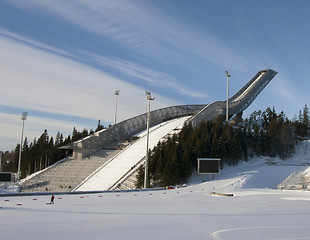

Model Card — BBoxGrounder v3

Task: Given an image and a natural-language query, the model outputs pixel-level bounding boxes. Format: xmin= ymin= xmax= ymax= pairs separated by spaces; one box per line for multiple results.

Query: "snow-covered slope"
xmin=75 ymin=117 xmax=189 ymax=191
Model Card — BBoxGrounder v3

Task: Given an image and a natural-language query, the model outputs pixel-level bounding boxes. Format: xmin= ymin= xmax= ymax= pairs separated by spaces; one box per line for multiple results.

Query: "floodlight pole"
xmin=17 ymin=112 xmax=27 ymax=182
xmin=144 ymin=91 xmax=154 ymax=189
xmin=225 ymin=71 xmax=231 ymax=123
xmin=114 ymin=90 xmax=120 ymax=125
xmin=0 ymin=151 xmax=2 ymax=172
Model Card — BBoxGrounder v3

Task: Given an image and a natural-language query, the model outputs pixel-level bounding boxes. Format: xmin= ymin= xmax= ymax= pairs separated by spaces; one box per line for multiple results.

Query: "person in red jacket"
xmin=50 ymin=195 xmax=55 ymax=204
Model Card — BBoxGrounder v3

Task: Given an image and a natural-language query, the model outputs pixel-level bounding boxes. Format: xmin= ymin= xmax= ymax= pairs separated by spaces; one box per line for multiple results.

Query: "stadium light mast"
xmin=0 ymin=151 xmax=2 ymax=172
xmin=225 ymin=71 xmax=231 ymax=123
xmin=17 ymin=112 xmax=27 ymax=182
xmin=144 ymin=91 xmax=154 ymax=189
xmin=114 ymin=90 xmax=120 ymax=125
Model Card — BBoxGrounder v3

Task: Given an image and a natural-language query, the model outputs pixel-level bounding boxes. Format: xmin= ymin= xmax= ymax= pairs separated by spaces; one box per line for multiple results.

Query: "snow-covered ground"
xmin=2 ymin=148 xmax=310 ymax=239
xmin=2 ymin=140 xmax=310 ymax=239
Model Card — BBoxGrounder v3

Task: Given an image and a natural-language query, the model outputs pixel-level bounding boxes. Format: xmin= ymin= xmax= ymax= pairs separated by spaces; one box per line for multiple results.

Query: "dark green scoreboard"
xmin=197 ymin=158 xmax=221 ymax=174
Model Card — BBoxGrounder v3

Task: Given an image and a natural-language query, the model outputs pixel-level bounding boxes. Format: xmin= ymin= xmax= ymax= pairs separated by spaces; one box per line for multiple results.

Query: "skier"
xmin=50 ymin=195 xmax=55 ymax=204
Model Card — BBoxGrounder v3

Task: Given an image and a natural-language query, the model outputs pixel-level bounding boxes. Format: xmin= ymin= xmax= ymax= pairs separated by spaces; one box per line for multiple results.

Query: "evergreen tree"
xmin=72 ymin=127 xmax=80 ymax=141
xmin=135 ymin=165 xmax=145 ymax=188
xmin=82 ymin=128 xmax=89 ymax=138
xmin=302 ymin=104 xmax=310 ymax=137
xmin=96 ymin=120 xmax=105 ymax=132
xmin=55 ymin=132 xmax=64 ymax=147
xmin=137 ymin=107 xmax=299 ymax=188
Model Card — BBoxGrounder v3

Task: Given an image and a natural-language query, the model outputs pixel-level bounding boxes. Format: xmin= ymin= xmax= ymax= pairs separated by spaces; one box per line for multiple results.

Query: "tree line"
xmin=0 ymin=120 xmax=105 ymax=178
xmin=136 ymin=106 xmax=310 ymax=188
xmin=1 ymin=105 xmax=309 ymax=184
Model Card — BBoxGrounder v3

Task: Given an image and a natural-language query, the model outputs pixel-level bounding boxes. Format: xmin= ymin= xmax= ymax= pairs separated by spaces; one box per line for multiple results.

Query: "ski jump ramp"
xmin=188 ymin=69 xmax=278 ymax=127
xmin=75 ymin=117 xmax=189 ymax=191
xmin=61 ymin=69 xmax=277 ymax=159
xmin=60 ymin=69 xmax=277 ymax=191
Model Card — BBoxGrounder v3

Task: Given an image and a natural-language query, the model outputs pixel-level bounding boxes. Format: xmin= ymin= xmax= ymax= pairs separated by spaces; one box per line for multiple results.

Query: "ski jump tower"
xmin=60 ymin=69 xmax=277 ymax=159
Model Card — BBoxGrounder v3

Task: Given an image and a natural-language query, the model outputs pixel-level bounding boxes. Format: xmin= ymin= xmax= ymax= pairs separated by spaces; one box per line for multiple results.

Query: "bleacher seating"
xmin=115 ymin=171 xmax=139 ymax=190
xmin=21 ymin=149 xmax=120 ymax=192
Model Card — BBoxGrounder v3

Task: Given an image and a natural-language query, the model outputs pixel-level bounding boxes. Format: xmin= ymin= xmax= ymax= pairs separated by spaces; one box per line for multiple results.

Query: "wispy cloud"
xmin=0 ymin=27 xmax=76 ymax=59
xmin=83 ymin=52 xmax=207 ymax=99
xmin=7 ymin=0 xmax=251 ymax=74
xmin=0 ymin=34 xmax=176 ymax=116
xmin=3 ymin=0 xmax=304 ymax=151
xmin=0 ymin=32 xmax=182 ymax=150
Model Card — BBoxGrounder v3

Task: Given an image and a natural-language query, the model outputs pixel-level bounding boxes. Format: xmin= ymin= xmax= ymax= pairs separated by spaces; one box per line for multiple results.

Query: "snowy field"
xmin=2 ymin=148 xmax=310 ymax=240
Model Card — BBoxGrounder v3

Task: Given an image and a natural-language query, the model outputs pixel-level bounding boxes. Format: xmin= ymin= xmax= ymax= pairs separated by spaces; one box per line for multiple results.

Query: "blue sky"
xmin=1 ymin=0 xmax=310 ymax=151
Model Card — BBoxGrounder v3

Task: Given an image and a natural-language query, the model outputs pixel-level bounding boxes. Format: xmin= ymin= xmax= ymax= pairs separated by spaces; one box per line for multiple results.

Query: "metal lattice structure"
xmin=60 ymin=69 xmax=277 ymax=159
